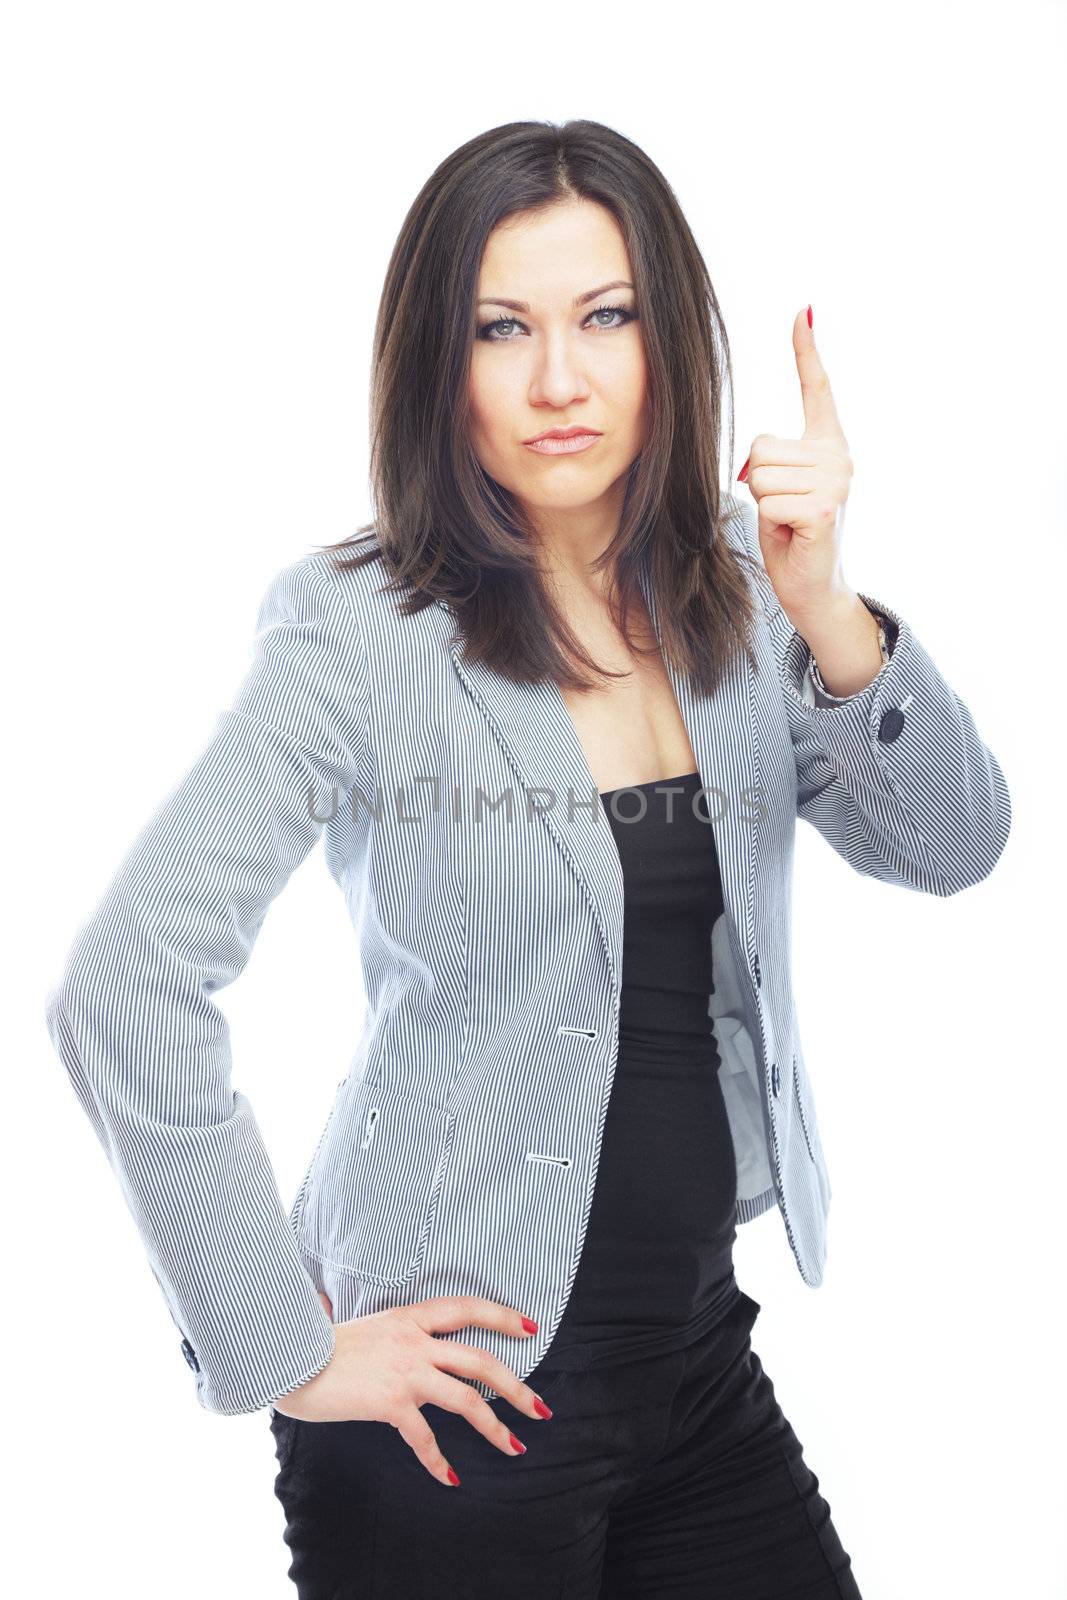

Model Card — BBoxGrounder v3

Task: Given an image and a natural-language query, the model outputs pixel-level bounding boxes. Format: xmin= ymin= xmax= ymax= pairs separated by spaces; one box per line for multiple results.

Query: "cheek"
xmin=607 ymin=357 xmax=650 ymax=446
xmin=468 ymin=361 xmax=514 ymax=458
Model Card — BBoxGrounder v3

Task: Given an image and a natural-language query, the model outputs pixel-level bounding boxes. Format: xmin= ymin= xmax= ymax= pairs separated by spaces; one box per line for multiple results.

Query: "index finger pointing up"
xmin=794 ymin=305 xmax=844 ymax=441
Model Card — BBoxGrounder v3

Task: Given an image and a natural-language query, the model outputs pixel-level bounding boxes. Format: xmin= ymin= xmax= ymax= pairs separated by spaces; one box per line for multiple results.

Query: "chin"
xmin=525 ymin=481 xmax=610 ymax=509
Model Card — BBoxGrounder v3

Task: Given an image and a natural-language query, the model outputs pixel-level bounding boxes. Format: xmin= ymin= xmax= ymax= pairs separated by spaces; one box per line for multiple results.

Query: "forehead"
xmin=477 ymin=200 xmax=632 ymax=301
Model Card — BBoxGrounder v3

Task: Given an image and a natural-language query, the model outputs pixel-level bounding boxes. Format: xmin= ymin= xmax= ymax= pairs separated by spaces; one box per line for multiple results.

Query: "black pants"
xmin=268 ymin=1289 xmax=862 ymax=1598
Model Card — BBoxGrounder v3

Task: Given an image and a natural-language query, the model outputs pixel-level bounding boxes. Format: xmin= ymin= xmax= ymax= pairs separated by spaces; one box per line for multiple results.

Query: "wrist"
xmin=784 ymin=587 xmax=864 ymax=650
xmin=792 ymin=592 xmax=888 ymax=700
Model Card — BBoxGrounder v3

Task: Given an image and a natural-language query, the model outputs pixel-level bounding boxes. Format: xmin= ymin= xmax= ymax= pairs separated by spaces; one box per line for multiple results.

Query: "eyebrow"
xmin=475 ymin=280 xmax=635 ymax=313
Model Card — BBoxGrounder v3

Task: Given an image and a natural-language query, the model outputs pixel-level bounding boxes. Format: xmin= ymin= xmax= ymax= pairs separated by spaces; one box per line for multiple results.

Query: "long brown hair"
xmin=319 ymin=118 xmax=762 ymax=698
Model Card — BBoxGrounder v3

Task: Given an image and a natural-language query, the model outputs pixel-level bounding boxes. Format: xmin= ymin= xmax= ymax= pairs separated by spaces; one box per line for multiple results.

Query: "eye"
xmin=475 ymin=303 xmax=638 ymax=342
xmin=587 ymin=303 xmax=634 ymax=331
xmin=477 ymin=315 xmax=523 ymax=342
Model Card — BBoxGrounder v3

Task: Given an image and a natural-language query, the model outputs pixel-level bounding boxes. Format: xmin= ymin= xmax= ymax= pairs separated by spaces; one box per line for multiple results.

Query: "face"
xmin=468 ymin=198 xmax=650 ymax=533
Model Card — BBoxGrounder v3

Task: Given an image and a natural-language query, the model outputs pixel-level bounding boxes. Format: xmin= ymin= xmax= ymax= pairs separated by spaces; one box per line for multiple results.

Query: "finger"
xmin=414 ymin=1294 xmax=539 ymax=1342
xmin=421 ymin=1369 xmax=529 ymax=1458
xmin=427 ymin=1338 xmax=552 ymax=1421
xmin=794 ymin=306 xmax=844 ymax=440
xmin=744 ymin=463 xmax=821 ymax=499
xmin=738 ymin=434 xmax=821 ymax=484
xmin=317 ymin=1291 xmax=333 ymax=1319
xmin=752 ymin=491 xmax=826 ymax=535
xmin=746 ymin=436 xmax=822 ymax=469
xmin=394 ymin=1405 xmax=462 ymax=1487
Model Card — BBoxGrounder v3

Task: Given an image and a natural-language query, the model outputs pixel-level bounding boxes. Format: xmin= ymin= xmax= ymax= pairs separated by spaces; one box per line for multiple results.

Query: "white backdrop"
xmin=5 ymin=1 xmax=1064 ymax=1596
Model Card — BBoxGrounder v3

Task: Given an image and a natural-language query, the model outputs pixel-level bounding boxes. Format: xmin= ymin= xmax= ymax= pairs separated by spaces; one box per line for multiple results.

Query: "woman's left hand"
xmin=737 ymin=307 xmax=856 ymax=630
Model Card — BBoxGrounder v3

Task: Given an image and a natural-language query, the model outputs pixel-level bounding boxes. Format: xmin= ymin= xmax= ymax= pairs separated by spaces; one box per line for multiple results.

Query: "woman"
xmin=45 ymin=120 xmax=1010 ymax=1598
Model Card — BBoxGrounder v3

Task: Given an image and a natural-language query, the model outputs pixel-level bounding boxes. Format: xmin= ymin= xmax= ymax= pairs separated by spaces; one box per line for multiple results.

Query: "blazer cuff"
xmin=805 ymin=599 xmax=900 ymax=707
xmin=781 ymin=596 xmax=1011 ymax=893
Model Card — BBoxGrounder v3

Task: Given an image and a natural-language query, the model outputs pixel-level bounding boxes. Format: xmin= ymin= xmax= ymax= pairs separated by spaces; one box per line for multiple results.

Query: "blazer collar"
xmin=444 ymin=548 xmax=757 ymax=995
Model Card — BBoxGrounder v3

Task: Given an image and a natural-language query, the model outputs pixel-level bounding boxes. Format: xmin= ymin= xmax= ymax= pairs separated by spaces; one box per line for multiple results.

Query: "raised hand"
xmin=737 ymin=305 xmax=855 ymax=631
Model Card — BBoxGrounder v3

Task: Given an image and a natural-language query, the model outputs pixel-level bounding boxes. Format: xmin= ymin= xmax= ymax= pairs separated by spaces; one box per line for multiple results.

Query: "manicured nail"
xmin=533 ymin=1396 xmax=553 ymax=1419
xmin=447 ymin=1466 xmax=461 ymax=1485
xmin=521 ymin=1315 xmax=539 ymax=1333
xmin=737 ymin=456 xmax=749 ymax=483
xmin=807 ymin=304 xmax=813 ymax=329
xmin=509 ymin=1433 xmax=527 ymax=1454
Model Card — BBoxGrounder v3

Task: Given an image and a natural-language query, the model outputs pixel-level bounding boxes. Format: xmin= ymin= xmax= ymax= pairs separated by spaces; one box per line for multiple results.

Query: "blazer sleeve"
xmin=727 ymin=496 xmax=1011 ymax=896
xmin=43 ymin=555 xmax=370 ymax=1416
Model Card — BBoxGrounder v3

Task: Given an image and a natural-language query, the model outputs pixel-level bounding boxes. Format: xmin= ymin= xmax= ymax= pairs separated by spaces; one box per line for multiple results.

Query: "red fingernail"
xmin=737 ymin=457 xmax=749 ymax=483
xmin=509 ymin=1432 xmax=527 ymax=1454
xmin=807 ymin=304 xmax=813 ymax=329
xmin=447 ymin=1466 xmax=461 ymax=1485
xmin=521 ymin=1315 xmax=539 ymax=1333
xmin=534 ymin=1396 xmax=553 ymax=1419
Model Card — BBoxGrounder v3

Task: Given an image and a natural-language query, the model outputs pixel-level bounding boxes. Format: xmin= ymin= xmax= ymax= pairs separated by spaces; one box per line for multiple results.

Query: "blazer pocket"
xmin=791 ymin=1054 xmax=819 ymax=1166
xmin=297 ymin=1082 xmax=455 ymax=1284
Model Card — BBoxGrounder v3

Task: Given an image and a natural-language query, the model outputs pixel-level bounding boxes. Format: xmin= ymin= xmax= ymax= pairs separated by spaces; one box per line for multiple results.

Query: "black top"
xmin=540 ymin=770 xmax=741 ymax=1370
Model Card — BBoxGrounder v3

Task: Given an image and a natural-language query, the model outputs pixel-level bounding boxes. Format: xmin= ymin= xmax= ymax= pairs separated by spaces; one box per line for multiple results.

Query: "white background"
xmin=5 ymin=1 xmax=1064 ymax=1595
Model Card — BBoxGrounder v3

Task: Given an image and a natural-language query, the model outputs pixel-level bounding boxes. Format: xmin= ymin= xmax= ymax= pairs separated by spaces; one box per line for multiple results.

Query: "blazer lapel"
xmin=446 ymin=637 xmax=627 ymax=992
xmin=444 ymin=550 xmax=758 ymax=997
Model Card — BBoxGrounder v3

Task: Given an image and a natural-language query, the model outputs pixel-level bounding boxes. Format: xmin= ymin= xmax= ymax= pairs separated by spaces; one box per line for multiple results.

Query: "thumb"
xmin=318 ymin=1290 xmax=334 ymax=1320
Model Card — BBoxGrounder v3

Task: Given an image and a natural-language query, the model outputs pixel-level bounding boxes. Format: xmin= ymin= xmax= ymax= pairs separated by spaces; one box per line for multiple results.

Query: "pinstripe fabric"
xmin=43 ymin=493 xmax=1011 ymax=1417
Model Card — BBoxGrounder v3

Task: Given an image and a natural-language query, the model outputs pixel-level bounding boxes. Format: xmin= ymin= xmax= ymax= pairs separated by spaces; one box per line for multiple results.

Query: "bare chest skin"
xmin=556 ymin=594 xmax=699 ymax=796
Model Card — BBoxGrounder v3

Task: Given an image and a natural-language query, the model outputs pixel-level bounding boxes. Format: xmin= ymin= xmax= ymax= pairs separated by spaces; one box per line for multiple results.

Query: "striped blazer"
xmin=43 ymin=494 xmax=1012 ymax=1417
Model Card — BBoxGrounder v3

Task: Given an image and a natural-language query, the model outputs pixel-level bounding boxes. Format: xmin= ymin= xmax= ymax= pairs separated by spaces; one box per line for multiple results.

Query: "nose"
xmin=527 ymin=328 xmax=592 ymax=409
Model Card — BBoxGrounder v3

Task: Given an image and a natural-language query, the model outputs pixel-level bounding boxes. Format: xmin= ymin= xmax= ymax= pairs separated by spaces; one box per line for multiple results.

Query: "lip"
xmin=523 ymin=428 xmax=602 ymax=456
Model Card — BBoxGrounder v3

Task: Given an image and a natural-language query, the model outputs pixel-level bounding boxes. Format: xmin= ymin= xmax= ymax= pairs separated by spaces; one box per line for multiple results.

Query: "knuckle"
xmin=458 ymin=1382 xmax=482 ymax=1415
xmin=413 ymin=1416 xmax=437 ymax=1450
xmin=465 ymin=1345 xmax=492 ymax=1377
